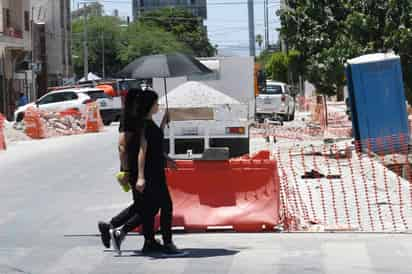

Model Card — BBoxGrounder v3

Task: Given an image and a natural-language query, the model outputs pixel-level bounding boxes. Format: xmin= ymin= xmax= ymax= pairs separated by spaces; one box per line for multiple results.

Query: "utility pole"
xmin=83 ymin=3 xmax=89 ymax=81
xmin=247 ymin=0 xmax=256 ymax=56
xmin=264 ymin=0 xmax=269 ymax=49
xmin=101 ymin=32 xmax=105 ymax=79
xmin=280 ymin=0 xmax=289 ymax=54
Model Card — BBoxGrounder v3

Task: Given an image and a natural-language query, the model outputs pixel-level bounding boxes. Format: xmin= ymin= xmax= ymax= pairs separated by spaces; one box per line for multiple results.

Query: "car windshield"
xmin=84 ymin=90 xmax=110 ymax=100
xmin=262 ymin=84 xmax=283 ymax=95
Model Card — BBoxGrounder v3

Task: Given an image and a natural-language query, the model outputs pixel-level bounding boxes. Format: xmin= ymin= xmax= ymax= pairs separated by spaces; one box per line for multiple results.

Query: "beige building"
xmin=0 ymin=0 xmax=33 ymax=119
xmin=32 ymin=0 xmax=72 ymax=89
xmin=0 ymin=0 xmax=72 ymax=119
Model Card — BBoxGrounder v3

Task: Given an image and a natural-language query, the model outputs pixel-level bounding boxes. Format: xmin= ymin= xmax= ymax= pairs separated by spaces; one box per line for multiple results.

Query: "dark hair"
xmin=135 ymin=89 xmax=159 ymax=121
xmin=121 ymin=88 xmax=141 ymax=131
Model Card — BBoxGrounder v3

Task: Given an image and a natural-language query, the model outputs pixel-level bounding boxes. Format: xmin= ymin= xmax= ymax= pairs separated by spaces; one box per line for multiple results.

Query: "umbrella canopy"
xmin=116 ymin=53 xmax=213 ymax=79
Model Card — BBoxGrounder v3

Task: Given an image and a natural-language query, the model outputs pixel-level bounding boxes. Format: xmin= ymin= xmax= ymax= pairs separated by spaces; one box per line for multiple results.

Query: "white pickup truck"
xmin=255 ymin=80 xmax=296 ymax=123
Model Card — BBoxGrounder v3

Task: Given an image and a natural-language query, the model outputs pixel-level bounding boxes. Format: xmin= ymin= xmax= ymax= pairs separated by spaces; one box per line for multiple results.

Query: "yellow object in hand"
xmin=116 ymin=171 xmax=130 ymax=192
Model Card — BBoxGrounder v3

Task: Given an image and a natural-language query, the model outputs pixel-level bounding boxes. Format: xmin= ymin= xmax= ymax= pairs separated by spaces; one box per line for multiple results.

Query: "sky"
xmin=71 ymin=0 xmax=281 ymax=56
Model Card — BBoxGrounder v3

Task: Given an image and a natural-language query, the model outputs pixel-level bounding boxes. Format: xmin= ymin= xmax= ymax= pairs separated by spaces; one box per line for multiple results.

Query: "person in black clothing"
xmin=98 ymin=89 xmax=182 ymax=255
xmin=98 ymin=88 xmax=161 ymax=255
xmin=134 ymin=89 xmax=183 ymax=255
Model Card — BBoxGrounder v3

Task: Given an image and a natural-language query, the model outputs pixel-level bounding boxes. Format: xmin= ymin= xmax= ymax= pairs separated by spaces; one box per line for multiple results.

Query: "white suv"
xmin=14 ymin=88 xmax=121 ymax=126
xmin=255 ymin=81 xmax=296 ymax=123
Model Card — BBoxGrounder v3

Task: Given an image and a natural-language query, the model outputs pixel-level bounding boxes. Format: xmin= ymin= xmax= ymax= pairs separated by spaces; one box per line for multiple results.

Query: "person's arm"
xmin=118 ymin=132 xmax=128 ymax=171
xmin=136 ymin=131 xmax=147 ymax=192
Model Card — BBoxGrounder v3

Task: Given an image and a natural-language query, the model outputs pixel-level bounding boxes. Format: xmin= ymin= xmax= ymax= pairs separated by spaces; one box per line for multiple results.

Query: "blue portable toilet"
xmin=346 ymin=53 xmax=409 ymax=153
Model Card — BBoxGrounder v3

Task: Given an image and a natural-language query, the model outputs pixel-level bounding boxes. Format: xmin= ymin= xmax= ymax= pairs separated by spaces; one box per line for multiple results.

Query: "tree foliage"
xmin=278 ymin=0 xmax=412 ymax=100
xmin=72 ymin=15 xmax=193 ymax=78
xmin=139 ymin=8 xmax=216 ymax=57
xmin=265 ymin=50 xmax=302 ymax=83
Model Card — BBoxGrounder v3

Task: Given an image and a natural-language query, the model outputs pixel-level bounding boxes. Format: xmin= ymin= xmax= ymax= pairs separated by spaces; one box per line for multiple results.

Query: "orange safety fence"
xmin=275 ymin=133 xmax=412 ymax=232
xmin=0 ymin=113 xmax=6 ymax=150
xmin=143 ymin=151 xmax=281 ymax=233
xmin=252 ymin=99 xmax=353 ymax=140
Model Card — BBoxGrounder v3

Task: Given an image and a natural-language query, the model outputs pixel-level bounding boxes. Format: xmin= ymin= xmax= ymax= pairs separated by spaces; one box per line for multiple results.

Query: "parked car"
xmin=14 ymin=88 xmax=121 ymax=126
xmin=255 ymin=81 xmax=296 ymax=123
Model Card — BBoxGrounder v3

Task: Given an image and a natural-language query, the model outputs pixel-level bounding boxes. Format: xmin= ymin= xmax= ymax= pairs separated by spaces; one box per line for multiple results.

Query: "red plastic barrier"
xmin=0 ymin=113 xmax=6 ymax=150
xmin=163 ymin=151 xmax=280 ymax=232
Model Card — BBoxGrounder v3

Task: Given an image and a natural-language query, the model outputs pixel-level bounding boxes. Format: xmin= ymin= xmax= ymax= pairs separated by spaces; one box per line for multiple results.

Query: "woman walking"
xmin=134 ymin=89 xmax=183 ymax=255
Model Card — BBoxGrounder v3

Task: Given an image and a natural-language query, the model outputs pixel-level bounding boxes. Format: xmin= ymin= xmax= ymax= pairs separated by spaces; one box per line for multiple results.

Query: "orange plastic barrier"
xmin=24 ymin=107 xmax=46 ymax=139
xmin=0 ymin=113 xmax=6 ymax=150
xmin=85 ymin=102 xmax=104 ymax=133
xmin=161 ymin=151 xmax=280 ymax=232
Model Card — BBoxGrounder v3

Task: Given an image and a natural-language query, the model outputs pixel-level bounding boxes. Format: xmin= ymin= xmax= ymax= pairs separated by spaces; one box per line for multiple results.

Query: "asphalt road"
xmin=1 ymin=125 xmax=412 ymax=274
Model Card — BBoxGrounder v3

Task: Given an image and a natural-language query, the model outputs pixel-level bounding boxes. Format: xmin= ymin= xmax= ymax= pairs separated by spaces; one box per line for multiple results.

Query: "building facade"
xmin=132 ymin=0 xmax=207 ymax=20
xmin=32 ymin=0 xmax=72 ymax=92
xmin=0 ymin=0 xmax=72 ymax=119
xmin=0 ymin=0 xmax=33 ymax=119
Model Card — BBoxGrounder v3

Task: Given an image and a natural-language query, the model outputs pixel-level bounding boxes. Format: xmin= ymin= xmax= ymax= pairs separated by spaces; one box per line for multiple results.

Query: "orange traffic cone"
xmin=0 ymin=113 xmax=6 ymax=150
xmin=24 ymin=107 xmax=46 ymax=139
xmin=85 ymin=102 xmax=104 ymax=133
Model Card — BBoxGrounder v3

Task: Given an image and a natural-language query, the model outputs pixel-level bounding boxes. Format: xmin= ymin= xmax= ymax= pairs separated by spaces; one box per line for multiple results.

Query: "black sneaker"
xmin=162 ymin=242 xmax=185 ymax=256
xmin=142 ymin=239 xmax=164 ymax=254
xmin=98 ymin=221 xmax=111 ymax=248
xmin=111 ymin=229 xmax=125 ymax=256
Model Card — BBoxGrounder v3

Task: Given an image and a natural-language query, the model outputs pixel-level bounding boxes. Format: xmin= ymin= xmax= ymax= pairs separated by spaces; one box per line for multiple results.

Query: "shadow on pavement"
xmin=110 ymin=248 xmax=239 ymax=259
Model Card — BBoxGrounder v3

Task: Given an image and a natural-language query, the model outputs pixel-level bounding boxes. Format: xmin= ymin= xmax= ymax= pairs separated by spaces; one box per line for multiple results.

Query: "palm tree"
xmin=256 ymin=34 xmax=263 ymax=50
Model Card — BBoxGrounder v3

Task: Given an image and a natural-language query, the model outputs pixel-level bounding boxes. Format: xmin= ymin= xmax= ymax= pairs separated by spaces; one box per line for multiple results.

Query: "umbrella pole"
xmin=164 ymin=77 xmax=170 ymax=128
xmin=164 ymin=77 xmax=169 ymax=110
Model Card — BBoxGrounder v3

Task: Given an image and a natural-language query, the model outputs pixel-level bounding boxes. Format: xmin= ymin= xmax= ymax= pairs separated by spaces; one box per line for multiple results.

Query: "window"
xmin=262 ymin=84 xmax=283 ymax=95
xmin=38 ymin=92 xmax=77 ymax=105
xmin=38 ymin=94 xmax=60 ymax=105
xmin=62 ymin=92 xmax=78 ymax=101
xmin=84 ymin=90 xmax=109 ymax=100
xmin=24 ymin=11 xmax=30 ymax=31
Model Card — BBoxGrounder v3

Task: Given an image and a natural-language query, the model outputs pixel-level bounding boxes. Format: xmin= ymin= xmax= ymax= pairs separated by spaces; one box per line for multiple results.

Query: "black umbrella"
xmin=116 ymin=53 xmax=213 ymax=110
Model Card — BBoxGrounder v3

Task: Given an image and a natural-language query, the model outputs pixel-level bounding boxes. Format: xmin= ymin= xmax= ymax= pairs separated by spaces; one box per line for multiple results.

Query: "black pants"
xmin=110 ymin=187 xmax=143 ymax=234
xmin=142 ymin=184 xmax=173 ymax=244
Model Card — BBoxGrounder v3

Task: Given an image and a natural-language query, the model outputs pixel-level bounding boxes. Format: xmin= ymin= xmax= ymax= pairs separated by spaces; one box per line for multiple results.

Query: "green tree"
xmin=71 ymin=16 xmax=191 ymax=78
xmin=265 ymin=50 xmax=302 ymax=84
xmin=139 ymin=8 xmax=216 ymax=57
xmin=72 ymin=16 xmax=123 ymax=77
xmin=117 ymin=21 xmax=191 ymax=64
xmin=279 ymin=0 xmax=412 ymax=101
xmin=266 ymin=52 xmax=289 ymax=82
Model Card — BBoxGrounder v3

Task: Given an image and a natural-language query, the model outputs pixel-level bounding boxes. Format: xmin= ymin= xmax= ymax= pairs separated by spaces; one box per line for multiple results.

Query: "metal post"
xmin=247 ymin=0 xmax=256 ymax=57
xmin=31 ymin=6 xmax=36 ymax=100
xmin=83 ymin=3 xmax=88 ymax=81
xmin=264 ymin=0 xmax=269 ymax=49
xmin=101 ymin=32 xmax=105 ymax=79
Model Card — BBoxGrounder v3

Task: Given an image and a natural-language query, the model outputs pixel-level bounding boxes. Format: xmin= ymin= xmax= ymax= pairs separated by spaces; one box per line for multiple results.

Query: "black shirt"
xmin=143 ymin=119 xmax=166 ymax=186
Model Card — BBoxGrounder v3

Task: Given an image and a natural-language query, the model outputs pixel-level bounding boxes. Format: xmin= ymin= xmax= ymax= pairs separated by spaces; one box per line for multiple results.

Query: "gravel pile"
xmin=158 ymin=81 xmax=241 ymax=108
